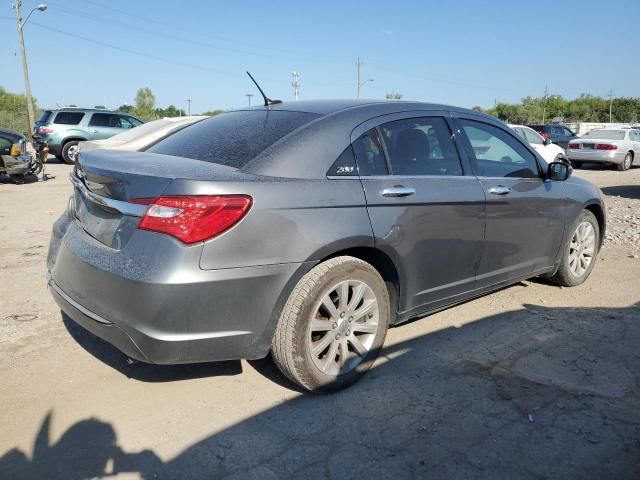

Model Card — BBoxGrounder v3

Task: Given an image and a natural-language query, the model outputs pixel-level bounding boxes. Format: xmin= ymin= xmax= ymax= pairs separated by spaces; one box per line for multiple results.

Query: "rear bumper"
xmin=48 ymin=215 xmax=307 ymax=364
xmin=567 ymin=150 xmax=626 ymax=164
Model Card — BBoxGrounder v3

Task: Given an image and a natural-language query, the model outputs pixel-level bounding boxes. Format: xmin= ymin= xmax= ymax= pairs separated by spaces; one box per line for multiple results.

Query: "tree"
xmin=134 ymin=87 xmax=156 ymax=119
xmin=117 ymin=104 xmax=134 ymax=114
xmin=201 ymin=110 xmax=225 ymax=116
xmin=385 ymin=91 xmax=403 ymax=100
xmin=0 ymin=86 xmax=41 ymax=135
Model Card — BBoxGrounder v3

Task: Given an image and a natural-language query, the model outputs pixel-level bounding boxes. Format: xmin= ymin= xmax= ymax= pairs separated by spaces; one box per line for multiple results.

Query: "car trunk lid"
xmin=71 ymin=149 xmax=247 ymax=249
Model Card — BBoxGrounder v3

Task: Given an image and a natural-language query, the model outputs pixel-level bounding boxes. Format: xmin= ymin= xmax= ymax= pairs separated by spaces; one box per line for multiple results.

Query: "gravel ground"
xmin=0 ymin=161 xmax=638 ymax=480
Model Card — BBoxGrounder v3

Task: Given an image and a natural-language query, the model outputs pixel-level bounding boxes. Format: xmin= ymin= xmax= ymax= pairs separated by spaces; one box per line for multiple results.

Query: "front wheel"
xmin=617 ymin=152 xmax=632 ymax=171
xmin=272 ymin=256 xmax=390 ymax=392
xmin=550 ymin=210 xmax=599 ymax=287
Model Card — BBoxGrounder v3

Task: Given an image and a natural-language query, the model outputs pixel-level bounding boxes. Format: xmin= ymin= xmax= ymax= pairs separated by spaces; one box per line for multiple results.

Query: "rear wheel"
xmin=617 ymin=152 xmax=632 ymax=171
xmin=550 ymin=210 xmax=599 ymax=287
xmin=272 ymin=256 xmax=389 ymax=392
xmin=61 ymin=141 xmax=80 ymax=164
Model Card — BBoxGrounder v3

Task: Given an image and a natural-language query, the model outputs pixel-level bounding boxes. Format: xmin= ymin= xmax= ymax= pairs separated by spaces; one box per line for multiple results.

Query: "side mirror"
xmin=548 ymin=161 xmax=570 ymax=181
xmin=543 ymin=137 xmax=552 ymax=146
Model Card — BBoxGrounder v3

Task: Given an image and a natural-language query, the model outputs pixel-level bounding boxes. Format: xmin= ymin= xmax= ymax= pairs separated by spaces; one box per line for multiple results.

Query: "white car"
xmin=509 ymin=124 xmax=567 ymax=164
xmin=78 ymin=116 xmax=207 ymax=153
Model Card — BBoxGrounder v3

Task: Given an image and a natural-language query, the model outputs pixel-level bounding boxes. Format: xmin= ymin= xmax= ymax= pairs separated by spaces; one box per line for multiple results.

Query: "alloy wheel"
xmin=308 ymin=279 xmax=380 ymax=376
xmin=568 ymin=221 xmax=596 ymax=277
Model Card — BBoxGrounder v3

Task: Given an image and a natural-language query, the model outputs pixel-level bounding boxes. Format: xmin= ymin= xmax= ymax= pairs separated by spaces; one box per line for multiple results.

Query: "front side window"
xmin=378 ymin=117 xmax=463 ymax=176
xmin=89 ymin=113 xmax=122 ymax=128
xmin=54 ymin=112 xmax=85 ymax=125
xmin=562 ymin=127 xmax=574 ymax=136
xmin=352 ymin=128 xmax=388 ymax=176
xmin=523 ymin=127 xmax=544 ymax=145
xmin=460 ymin=119 xmax=539 ymax=178
xmin=119 ymin=116 xmax=136 ymax=129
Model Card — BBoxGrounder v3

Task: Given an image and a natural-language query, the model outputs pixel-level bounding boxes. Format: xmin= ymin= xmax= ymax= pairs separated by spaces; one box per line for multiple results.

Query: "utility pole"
xmin=13 ymin=1 xmax=36 ymax=139
xmin=292 ymin=71 xmax=300 ymax=100
xmin=356 ymin=58 xmax=362 ymax=98
xmin=246 ymin=94 xmax=254 ymax=106
xmin=607 ymin=90 xmax=613 ymax=123
xmin=187 ymin=98 xmax=191 ymax=115
xmin=542 ymin=85 xmax=549 ymax=124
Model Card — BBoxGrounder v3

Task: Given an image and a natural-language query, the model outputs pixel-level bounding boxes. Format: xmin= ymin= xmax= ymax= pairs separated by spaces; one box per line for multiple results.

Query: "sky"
xmin=1 ymin=0 xmax=637 ymax=113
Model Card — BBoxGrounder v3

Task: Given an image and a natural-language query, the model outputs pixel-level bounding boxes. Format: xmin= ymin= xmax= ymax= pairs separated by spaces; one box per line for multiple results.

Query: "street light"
xmin=13 ymin=1 xmax=47 ymax=139
xmin=357 ymin=78 xmax=374 ymax=98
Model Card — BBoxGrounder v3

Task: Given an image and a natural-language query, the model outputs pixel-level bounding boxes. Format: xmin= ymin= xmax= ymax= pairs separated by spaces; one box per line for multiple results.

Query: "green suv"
xmin=33 ymin=108 xmax=144 ymax=164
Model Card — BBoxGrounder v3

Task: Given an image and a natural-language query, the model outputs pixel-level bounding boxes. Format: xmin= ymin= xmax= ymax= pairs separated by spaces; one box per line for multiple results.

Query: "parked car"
xmin=509 ymin=124 xmax=566 ymax=164
xmin=48 ymin=100 xmax=605 ymax=391
xmin=0 ymin=127 xmax=41 ymax=178
xmin=528 ymin=123 xmax=577 ymax=149
xmin=78 ymin=116 xmax=207 ymax=154
xmin=33 ymin=108 xmax=143 ymax=164
xmin=566 ymin=128 xmax=640 ymax=171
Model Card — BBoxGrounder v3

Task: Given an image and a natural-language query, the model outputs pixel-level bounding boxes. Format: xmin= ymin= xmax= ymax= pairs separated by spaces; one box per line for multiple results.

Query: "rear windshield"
xmin=54 ymin=111 xmax=85 ymax=125
xmin=582 ymin=130 xmax=625 ymax=140
xmin=147 ymin=110 xmax=320 ymax=168
xmin=37 ymin=111 xmax=52 ymax=123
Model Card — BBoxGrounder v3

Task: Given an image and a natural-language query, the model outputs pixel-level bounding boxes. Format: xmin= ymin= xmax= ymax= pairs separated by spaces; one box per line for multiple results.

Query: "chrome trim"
xmin=69 ymin=173 xmax=148 ymax=217
xmin=47 ymin=272 xmax=113 ymax=325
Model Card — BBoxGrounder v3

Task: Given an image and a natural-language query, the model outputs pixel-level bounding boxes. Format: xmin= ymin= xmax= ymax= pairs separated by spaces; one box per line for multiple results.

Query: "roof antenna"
xmin=246 ymin=71 xmax=282 ymax=107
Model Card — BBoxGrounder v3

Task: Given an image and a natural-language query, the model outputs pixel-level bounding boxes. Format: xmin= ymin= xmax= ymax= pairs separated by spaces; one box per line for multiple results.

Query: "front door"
xmin=455 ymin=117 xmax=566 ymax=286
xmin=354 ymin=115 xmax=486 ymax=318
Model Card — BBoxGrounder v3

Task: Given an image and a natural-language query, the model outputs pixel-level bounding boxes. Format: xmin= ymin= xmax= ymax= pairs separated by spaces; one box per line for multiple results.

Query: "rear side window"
xmin=379 ymin=117 xmax=463 ymax=176
xmin=54 ymin=112 xmax=85 ymax=125
xmin=352 ymin=129 xmax=388 ymax=176
xmin=460 ymin=119 xmax=539 ymax=178
xmin=328 ymin=146 xmax=358 ymax=176
xmin=147 ymin=110 xmax=320 ymax=168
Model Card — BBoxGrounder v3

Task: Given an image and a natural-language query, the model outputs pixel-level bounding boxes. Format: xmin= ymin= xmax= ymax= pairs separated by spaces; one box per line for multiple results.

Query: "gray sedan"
xmin=47 ymin=100 xmax=605 ymax=391
xmin=567 ymin=128 xmax=640 ymax=171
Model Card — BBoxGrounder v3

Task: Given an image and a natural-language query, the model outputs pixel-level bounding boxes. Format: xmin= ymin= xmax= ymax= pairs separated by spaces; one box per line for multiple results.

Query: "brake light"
xmin=596 ymin=144 xmax=618 ymax=150
xmin=38 ymin=126 xmax=54 ymax=135
xmin=541 ymin=132 xmax=549 ymax=139
xmin=134 ymin=195 xmax=252 ymax=244
xmin=568 ymin=143 xmax=580 ymax=149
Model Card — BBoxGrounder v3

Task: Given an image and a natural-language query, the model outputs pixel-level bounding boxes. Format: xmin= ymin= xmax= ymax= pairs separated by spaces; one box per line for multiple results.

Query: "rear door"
xmin=354 ymin=113 xmax=486 ymax=317
xmin=88 ymin=113 xmax=125 ymax=140
xmin=454 ymin=116 xmax=566 ymax=285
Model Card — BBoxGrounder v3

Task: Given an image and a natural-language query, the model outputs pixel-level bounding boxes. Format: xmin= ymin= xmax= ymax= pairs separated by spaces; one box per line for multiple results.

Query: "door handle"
xmin=488 ymin=186 xmax=511 ymax=195
xmin=92 ymin=129 xmax=98 ymax=133
xmin=381 ymin=186 xmax=416 ymax=198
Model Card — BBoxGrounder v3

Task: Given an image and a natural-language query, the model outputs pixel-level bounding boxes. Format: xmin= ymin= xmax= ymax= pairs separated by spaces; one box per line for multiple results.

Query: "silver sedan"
xmin=567 ymin=128 xmax=640 ymax=171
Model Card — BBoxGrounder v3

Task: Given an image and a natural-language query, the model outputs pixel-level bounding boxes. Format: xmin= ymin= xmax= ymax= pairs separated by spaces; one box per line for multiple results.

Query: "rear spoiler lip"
xmin=69 ymin=172 xmax=148 ymax=217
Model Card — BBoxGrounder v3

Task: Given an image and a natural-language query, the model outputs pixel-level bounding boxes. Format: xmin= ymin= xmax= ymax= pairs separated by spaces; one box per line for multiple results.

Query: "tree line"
xmin=473 ymin=94 xmax=640 ymax=125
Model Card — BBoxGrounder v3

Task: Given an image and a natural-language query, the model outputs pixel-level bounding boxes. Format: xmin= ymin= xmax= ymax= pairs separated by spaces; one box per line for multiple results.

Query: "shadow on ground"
xmin=601 ymin=185 xmax=640 ymax=200
xmin=2 ymin=303 xmax=639 ymax=479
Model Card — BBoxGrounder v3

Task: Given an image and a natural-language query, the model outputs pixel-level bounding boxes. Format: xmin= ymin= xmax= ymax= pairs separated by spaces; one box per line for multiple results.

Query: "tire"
xmin=617 ymin=152 xmax=632 ymax=171
xmin=272 ymin=256 xmax=390 ymax=392
xmin=61 ymin=141 xmax=80 ymax=164
xmin=550 ymin=210 xmax=599 ymax=287
xmin=571 ymin=161 xmax=582 ymax=169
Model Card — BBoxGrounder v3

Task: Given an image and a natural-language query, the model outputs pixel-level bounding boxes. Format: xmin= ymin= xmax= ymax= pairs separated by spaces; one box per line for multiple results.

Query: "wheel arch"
xmin=584 ymin=201 xmax=606 ymax=247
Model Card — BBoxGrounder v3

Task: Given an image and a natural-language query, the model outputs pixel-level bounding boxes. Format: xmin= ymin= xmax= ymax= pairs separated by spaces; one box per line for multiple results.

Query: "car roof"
xmin=234 ymin=99 xmax=482 ymax=117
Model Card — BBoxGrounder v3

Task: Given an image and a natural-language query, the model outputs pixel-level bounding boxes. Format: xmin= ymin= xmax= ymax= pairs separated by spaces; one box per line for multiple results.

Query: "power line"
xmin=29 ymin=21 xmax=240 ymax=77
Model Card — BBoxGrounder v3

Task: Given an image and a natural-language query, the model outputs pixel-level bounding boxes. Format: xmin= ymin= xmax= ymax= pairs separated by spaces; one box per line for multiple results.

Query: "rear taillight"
xmin=38 ymin=126 xmax=54 ymax=135
xmin=134 ymin=195 xmax=252 ymax=244
xmin=596 ymin=144 xmax=618 ymax=150
xmin=568 ymin=143 xmax=580 ymax=149
xmin=541 ymin=132 xmax=549 ymax=139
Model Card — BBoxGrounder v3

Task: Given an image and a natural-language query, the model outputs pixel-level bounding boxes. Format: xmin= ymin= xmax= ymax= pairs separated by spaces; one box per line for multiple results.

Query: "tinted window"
xmin=352 ymin=129 xmax=388 ymax=176
xmin=118 ymin=115 xmax=136 ymax=129
xmin=54 ymin=112 xmax=85 ymax=125
xmin=37 ymin=111 xmax=52 ymax=123
xmin=0 ymin=137 xmax=12 ymax=155
xmin=460 ymin=119 xmax=539 ymax=178
xmin=147 ymin=110 xmax=319 ymax=168
xmin=379 ymin=117 xmax=462 ymax=176
xmin=523 ymin=127 xmax=543 ymax=145
xmin=551 ymin=125 xmax=565 ymax=135
xmin=328 ymin=146 xmax=358 ymax=176
xmin=89 ymin=113 xmax=121 ymax=128
xmin=562 ymin=127 xmax=574 ymax=136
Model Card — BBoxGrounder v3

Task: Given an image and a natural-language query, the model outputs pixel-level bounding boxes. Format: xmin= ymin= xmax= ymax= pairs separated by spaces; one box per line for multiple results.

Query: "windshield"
xmin=147 ymin=110 xmax=320 ymax=168
xmin=582 ymin=130 xmax=625 ymax=140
